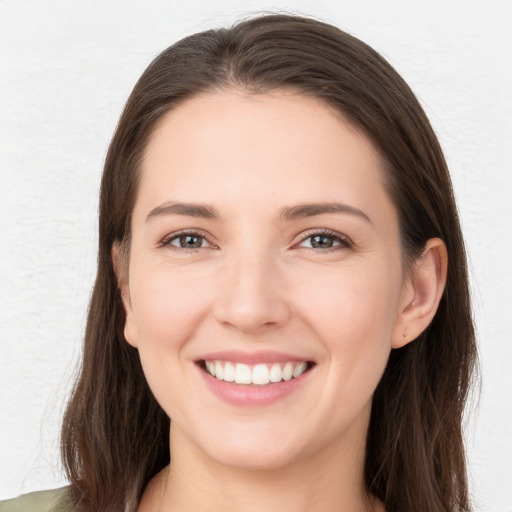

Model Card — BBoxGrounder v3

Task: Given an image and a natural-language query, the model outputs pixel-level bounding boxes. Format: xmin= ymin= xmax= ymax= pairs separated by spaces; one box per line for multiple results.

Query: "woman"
xmin=1 ymin=13 xmax=477 ymax=512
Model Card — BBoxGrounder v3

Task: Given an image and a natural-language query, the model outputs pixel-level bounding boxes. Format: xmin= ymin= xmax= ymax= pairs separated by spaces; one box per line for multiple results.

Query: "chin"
xmin=196 ymin=427 xmax=314 ymax=472
xmin=209 ymin=445 xmax=302 ymax=472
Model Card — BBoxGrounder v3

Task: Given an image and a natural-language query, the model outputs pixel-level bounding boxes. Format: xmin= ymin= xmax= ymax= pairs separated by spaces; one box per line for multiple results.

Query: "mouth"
xmin=198 ymin=360 xmax=315 ymax=386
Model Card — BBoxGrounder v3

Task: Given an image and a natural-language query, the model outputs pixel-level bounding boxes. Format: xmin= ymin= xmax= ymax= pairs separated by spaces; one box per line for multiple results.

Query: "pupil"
xmin=181 ymin=235 xmax=201 ymax=248
xmin=311 ymin=235 xmax=333 ymax=248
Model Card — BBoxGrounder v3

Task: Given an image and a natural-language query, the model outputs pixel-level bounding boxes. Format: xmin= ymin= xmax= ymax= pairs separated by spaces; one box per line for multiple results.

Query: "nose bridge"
xmin=213 ymin=240 xmax=290 ymax=333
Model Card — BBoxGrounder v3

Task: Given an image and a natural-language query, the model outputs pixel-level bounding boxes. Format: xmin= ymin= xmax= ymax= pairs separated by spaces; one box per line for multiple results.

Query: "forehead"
xmin=145 ymin=89 xmax=370 ymax=162
xmin=135 ymin=89 xmax=395 ymax=225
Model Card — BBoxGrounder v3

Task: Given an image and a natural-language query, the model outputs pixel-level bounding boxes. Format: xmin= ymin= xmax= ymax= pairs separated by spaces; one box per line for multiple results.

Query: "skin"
xmin=116 ymin=89 xmax=447 ymax=512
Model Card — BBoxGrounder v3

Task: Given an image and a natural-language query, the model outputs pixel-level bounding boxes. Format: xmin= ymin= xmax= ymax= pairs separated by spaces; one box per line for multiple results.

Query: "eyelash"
xmin=160 ymin=230 xmax=213 ymax=250
xmin=295 ymin=229 xmax=353 ymax=252
xmin=160 ymin=229 xmax=353 ymax=253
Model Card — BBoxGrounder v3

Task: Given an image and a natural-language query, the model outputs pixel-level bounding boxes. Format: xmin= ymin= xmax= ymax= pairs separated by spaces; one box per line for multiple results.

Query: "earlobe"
xmin=112 ymin=242 xmax=138 ymax=348
xmin=392 ymin=238 xmax=448 ymax=349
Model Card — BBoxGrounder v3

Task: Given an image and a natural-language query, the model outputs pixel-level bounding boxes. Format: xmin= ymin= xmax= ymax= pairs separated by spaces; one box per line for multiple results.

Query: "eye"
xmin=297 ymin=230 xmax=352 ymax=251
xmin=161 ymin=231 xmax=213 ymax=250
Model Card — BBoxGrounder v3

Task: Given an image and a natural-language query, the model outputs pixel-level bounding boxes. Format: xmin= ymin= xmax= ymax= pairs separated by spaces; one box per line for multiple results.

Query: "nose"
xmin=212 ymin=249 xmax=291 ymax=334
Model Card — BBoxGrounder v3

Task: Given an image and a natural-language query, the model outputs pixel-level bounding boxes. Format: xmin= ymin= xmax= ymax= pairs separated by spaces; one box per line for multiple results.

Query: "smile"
xmin=202 ymin=360 xmax=312 ymax=386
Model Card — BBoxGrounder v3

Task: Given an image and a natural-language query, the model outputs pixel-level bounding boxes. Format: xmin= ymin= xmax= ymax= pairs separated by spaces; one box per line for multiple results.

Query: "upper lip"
xmin=196 ymin=350 xmax=312 ymax=365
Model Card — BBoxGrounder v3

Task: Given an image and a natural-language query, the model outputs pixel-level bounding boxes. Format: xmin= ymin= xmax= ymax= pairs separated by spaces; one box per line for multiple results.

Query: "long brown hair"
xmin=61 ymin=13 xmax=477 ymax=512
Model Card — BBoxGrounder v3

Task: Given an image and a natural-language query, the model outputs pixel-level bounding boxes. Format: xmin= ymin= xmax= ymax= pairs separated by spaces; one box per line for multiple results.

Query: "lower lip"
xmin=197 ymin=365 xmax=312 ymax=407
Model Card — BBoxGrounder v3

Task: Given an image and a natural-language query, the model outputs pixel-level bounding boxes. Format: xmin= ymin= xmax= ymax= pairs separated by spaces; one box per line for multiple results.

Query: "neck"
xmin=138 ymin=417 xmax=383 ymax=512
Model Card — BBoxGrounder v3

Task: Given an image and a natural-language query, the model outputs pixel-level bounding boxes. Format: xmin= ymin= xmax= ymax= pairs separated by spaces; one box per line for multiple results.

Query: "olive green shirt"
xmin=0 ymin=487 xmax=71 ymax=512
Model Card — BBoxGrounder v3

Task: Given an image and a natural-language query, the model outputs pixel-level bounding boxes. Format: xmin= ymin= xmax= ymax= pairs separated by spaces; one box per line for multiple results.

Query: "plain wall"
xmin=1 ymin=0 xmax=511 ymax=510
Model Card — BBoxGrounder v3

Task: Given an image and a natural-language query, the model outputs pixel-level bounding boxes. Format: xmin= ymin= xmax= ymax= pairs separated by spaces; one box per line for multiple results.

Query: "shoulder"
xmin=0 ymin=487 xmax=71 ymax=512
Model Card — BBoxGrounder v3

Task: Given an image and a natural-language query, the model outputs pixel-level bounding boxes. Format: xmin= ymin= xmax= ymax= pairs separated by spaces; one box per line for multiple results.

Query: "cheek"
xmin=129 ymin=262 xmax=212 ymax=345
xmin=127 ymin=265 xmax=214 ymax=418
xmin=299 ymin=264 xmax=401 ymax=345
xmin=297 ymin=266 xmax=399 ymax=426
xmin=296 ymin=262 xmax=402 ymax=400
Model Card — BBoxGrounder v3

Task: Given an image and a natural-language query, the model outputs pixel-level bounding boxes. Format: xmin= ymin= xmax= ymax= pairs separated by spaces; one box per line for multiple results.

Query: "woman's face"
xmin=121 ymin=90 xmax=413 ymax=470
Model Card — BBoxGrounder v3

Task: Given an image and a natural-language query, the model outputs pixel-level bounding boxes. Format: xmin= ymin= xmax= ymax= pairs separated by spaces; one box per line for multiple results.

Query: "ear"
xmin=392 ymin=238 xmax=448 ymax=349
xmin=112 ymin=242 xmax=138 ymax=348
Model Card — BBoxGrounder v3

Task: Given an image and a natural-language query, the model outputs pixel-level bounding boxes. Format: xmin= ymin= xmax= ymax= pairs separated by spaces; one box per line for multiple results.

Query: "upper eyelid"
xmin=160 ymin=229 xmax=216 ymax=248
xmin=294 ymin=228 xmax=353 ymax=246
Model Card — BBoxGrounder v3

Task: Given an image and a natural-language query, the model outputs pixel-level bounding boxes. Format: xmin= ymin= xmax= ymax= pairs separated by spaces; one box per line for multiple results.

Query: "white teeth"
xmin=214 ymin=361 xmax=224 ymax=380
xmin=293 ymin=362 xmax=308 ymax=378
xmin=205 ymin=360 xmax=310 ymax=385
xmin=223 ymin=362 xmax=235 ymax=382
xmin=252 ymin=364 xmax=270 ymax=385
xmin=234 ymin=363 xmax=252 ymax=384
xmin=282 ymin=362 xmax=294 ymax=381
xmin=206 ymin=361 xmax=215 ymax=376
xmin=269 ymin=363 xmax=282 ymax=383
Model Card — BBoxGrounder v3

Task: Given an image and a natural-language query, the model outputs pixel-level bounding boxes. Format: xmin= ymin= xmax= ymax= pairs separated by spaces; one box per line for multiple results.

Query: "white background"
xmin=1 ymin=1 xmax=511 ymax=510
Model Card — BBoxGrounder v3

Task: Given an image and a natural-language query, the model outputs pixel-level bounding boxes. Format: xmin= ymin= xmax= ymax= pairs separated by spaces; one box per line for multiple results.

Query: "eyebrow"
xmin=146 ymin=201 xmax=372 ymax=224
xmin=146 ymin=202 xmax=220 ymax=221
xmin=280 ymin=202 xmax=372 ymax=224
